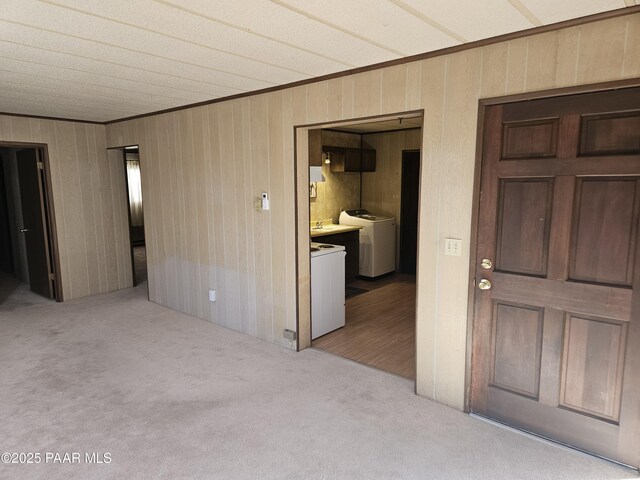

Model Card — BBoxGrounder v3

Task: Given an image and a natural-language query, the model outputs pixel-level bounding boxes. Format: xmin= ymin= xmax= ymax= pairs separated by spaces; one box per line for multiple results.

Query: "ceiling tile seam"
xmin=385 ymin=0 xmax=467 ymax=43
xmin=0 ymin=54 xmax=215 ymax=103
xmin=0 ymin=18 xmax=279 ymax=87
xmin=0 ymin=75 xmax=173 ymax=108
xmin=0 ymin=38 xmax=250 ymax=94
xmin=0 ymin=65 xmax=194 ymax=106
xmin=0 ymin=93 xmax=146 ymax=116
xmin=0 ymin=86 xmax=160 ymax=114
xmin=507 ymin=0 xmax=543 ymax=27
xmin=0 ymin=80 xmax=163 ymax=113
xmin=0 ymin=70 xmax=177 ymax=109
xmin=153 ymin=0 xmax=357 ymax=69
xmin=39 ymin=0 xmax=315 ymax=77
xmin=269 ymin=0 xmax=406 ymax=57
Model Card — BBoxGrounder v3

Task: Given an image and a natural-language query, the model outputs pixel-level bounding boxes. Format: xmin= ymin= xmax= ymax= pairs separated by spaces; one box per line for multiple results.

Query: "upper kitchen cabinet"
xmin=308 ymin=129 xmax=323 ymax=167
xmin=327 ymin=147 xmax=376 ymax=172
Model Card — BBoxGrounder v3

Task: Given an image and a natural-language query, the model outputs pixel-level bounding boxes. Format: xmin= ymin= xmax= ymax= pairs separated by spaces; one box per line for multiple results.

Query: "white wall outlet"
xmin=444 ymin=238 xmax=462 ymax=257
xmin=208 ymin=289 xmax=216 ymax=302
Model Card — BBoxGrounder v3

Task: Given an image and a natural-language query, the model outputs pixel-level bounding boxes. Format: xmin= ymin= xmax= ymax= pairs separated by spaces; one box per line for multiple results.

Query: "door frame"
xmin=399 ymin=149 xmax=421 ymax=274
xmin=107 ymin=145 xmax=147 ymax=295
xmin=293 ymin=110 xmax=424 ymax=385
xmin=465 ymin=77 xmax=640 ymax=412
xmin=0 ymin=141 xmax=63 ymax=301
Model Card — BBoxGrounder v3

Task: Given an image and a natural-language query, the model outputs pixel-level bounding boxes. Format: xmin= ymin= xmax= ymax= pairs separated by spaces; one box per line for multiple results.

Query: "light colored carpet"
xmin=0 ymin=271 xmax=51 ymax=312
xmin=0 ymin=283 xmax=634 ymax=480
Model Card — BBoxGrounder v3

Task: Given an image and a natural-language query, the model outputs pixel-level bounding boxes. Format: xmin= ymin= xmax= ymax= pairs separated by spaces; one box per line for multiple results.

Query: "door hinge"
xmin=37 ymin=161 xmax=44 ymax=170
xmin=48 ymin=272 xmax=55 ymax=280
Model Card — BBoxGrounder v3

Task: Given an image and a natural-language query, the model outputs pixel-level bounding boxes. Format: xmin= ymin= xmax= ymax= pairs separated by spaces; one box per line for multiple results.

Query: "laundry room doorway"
xmin=297 ymin=112 xmax=424 ymax=381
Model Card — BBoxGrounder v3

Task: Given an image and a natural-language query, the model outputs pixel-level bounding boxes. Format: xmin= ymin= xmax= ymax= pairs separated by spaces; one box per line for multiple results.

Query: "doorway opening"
xmin=109 ymin=146 xmax=146 ymax=289
xmin=0 ymin=143 xmax=61 ymax=311
xmin=301 ymin=113 xmax=424 ymax=380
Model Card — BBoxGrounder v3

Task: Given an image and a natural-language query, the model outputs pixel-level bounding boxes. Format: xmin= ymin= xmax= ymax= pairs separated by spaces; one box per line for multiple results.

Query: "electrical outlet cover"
xmin=444 ymin=238 xmax=462 ymax=256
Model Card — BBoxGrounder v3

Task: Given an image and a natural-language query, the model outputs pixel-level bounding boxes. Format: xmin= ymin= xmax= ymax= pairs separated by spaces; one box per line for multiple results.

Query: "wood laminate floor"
xmin=313 ymin=274 xmax=416 ymax=379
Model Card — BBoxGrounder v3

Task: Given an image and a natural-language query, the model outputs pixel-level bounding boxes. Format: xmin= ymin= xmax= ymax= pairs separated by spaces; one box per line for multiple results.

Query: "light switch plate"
xmin=444 ymin=238 xmax=462 ymax=256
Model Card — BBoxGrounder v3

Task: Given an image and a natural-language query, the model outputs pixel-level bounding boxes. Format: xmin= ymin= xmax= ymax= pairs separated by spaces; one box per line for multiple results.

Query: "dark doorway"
xmin=121 ymin=147 xmax=146 ymax=286
xmin=399 ymin=150 xmax=420 ymax=274
xmin=0 ymin=145 xmax=59 ymax=304
xmin=0 ymin=163 xmax=13 ymax=274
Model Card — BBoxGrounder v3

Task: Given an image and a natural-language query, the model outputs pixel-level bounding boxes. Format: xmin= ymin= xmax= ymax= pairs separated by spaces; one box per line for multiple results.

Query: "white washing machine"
xmin=311 ymin=242 xmax=346 ymax=340
xmin=339 ymin=209 xmax=396 ymax=278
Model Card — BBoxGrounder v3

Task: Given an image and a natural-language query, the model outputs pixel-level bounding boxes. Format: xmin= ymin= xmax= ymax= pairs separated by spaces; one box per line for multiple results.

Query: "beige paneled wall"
xmin=309 ymin=168 xmax=359 ymax=224
xmin=107 ymin=13 xmax=640 ymax=409
xmin=0 ymin=115 xmax=132 ymax=300
xmin=107 ymin=103 xmax=298 ymax=344
xmin=310 ymin=130 xmax=369 ymax=224
xmin=362 ymin=129 xmax=422 ymax=268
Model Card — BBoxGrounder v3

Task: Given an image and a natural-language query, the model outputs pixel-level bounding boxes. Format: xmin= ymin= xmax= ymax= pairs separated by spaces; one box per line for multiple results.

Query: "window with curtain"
xmin=126 ymin=158 xmax=144 ymax=227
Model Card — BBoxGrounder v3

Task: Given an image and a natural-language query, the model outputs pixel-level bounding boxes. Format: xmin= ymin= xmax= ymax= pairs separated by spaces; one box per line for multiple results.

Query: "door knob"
xmin=478 ymin=279 xmax=492 ymax=290
xmin=480 ymin=258 xmax=492 ymax=269
xmin=19 ymin=228 xmax=29 ymax=233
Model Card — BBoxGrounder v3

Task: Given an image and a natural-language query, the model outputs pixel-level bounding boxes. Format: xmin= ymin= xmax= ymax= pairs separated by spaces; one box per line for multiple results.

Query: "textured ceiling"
xmin=0 ymin=0 xmax=636 ymax=122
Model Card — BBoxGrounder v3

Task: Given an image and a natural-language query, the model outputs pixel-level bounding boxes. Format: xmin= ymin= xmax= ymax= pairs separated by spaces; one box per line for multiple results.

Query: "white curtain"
xmin=126 ymin=159 xmax=144 ymax=227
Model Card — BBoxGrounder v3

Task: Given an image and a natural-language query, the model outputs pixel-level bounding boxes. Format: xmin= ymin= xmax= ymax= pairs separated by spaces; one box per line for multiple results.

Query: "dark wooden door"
xmin=17 ymin=149 xmax=53 ymax=299
xmin=471 ymin=87 xmax=640 ymax=468
xmin=400 ymin=151 xmax=420 ymax=274
xmin=0 ymin=157 xmax=14 ymax=274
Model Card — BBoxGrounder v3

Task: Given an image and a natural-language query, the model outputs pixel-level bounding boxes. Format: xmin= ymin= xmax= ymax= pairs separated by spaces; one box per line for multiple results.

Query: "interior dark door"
xmin=400 ymin=151 xmax=420 ymax=274
xmin=471 ymin=87 xmax=640 ymax=468
xmin=16 ymin=149 xmax=53 ymax=299
xmin=0 ymin=159 xmax=13 ymax=274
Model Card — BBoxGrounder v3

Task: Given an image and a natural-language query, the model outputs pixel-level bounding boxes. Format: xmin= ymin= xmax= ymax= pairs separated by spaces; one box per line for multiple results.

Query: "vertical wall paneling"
xmin=505 ymin=38 xmax=528 ymax=94
xmin=577 ymin=17 xmax=627 ymax=84
xmin=282 ymin=89 xmax=297 ymax=335
xmin=480 ymin=43 xmax=509 ymax=98
xmin=104 ymin=13 xmax=640 ymax=409
xmin=416 ymin=55 xmax=447 ymax=399
xmin=382 ymin=64 xmax=408 ymax=113
xmin=268 ymin=92 xmax=287 ymax=342
xmin=405 ymin=61 xmax=422 ymax=110
xmin=354 ymin=70 xmax=383 ymax=118
xmin=250 ymin=94 xmax=274 ymax=342
xmin=219 ymin=101 xmax=241 ymax=330
xmin=0 ymin=114 xmax=133 ymax=300
xmin=231 ymin=100 xmax=249 ymax=332
xmin=554 ymin=27 xmax=581 ymax=87
xmin=526 ymin=32 xmax=558 ymax=92
xmin=241 ymin=98 xmax=258 ymax=336
xmin=193 ymin=107 xmax=210 ymax=320
xmin=623 ymin=16 xmax=640 ymax=78
xmin=327 ymin=78 xmax=343 ymax=120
